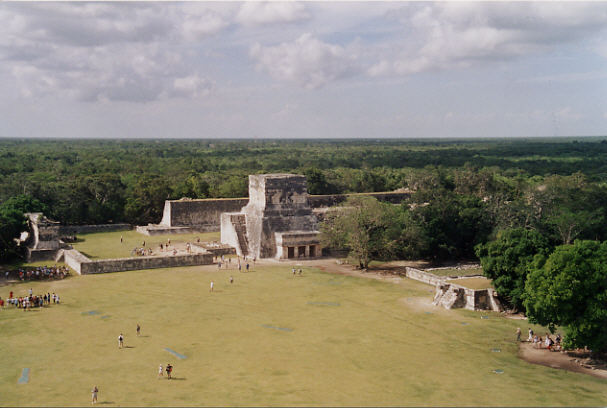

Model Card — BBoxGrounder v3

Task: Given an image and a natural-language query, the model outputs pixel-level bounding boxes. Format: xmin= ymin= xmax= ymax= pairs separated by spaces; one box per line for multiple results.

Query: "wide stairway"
xmin=230 ymin=214 xmax=249 ymax=257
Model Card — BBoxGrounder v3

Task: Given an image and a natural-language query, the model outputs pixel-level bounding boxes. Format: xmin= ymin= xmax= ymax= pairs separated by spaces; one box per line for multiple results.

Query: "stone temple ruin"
xmin=221 ymin=174 xmax=321 ymax=260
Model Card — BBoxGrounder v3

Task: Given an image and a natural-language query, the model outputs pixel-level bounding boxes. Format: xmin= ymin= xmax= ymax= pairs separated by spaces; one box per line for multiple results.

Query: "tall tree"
xmin=524 ymin=240 xmax=607 ymax=352
xmin=320 ymin=196 xmax=400 ymax=269
xmin=475 ymin=228 xmax=553 ymax=311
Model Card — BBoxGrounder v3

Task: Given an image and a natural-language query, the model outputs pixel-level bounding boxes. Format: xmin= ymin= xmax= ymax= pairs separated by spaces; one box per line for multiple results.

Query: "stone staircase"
xmin=230 ymin=214 xmax=249 ymax=257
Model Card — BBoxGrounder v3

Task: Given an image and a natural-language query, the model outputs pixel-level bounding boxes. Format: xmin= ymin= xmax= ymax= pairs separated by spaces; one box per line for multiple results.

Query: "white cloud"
xmin=180 ymin=8 xmax=229 ymax=41
xmin=370 ymin=2 xmax=607 ymax=77
xmin=171 ymin=75 xmax=214 ymax=99
xmin=236 ymin=2 xmax=309 ymax=27
xmin=250 ymin=33 xmax=358 ymax=89
xmin=0 ymin=3 xmax=224 ymax=103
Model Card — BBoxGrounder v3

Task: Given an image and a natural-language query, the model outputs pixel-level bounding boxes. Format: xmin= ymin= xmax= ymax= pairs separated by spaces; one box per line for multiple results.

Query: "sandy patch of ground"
xmin=518 ymin=342 xmax=607 ymax=379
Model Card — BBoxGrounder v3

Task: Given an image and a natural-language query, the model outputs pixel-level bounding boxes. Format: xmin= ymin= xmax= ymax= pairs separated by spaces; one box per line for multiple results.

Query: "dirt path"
xmin=518 ymin=342 xmax=607 ymax=379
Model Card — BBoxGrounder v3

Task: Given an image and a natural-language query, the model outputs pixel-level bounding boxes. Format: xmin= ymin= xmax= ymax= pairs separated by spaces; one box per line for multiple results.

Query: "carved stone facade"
xmin=221 ymin=174 xmax=321 ymax=259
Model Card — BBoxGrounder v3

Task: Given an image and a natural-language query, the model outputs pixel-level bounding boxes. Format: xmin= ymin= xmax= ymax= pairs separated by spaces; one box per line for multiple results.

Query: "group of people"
xmin=518 ymin=327 xmax=563 ymax=351
xmin=1 ymin=289 xmax=61 ymax=310
xmin=158 ymin=363 xmax=173 ymax=379
xmin=131 ymin=247 xmax=153 ymax=257
xmin=2 ymin=265 xmax=69 ymax=282
xmin=216 ymin=254 xmax=254 ymax=272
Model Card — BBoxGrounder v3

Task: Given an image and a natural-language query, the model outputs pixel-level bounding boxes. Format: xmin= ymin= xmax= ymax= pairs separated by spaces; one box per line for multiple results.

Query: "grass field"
xmin=70 ymin=230 xmax=221 ymax=259
xmin=426 ymin=267 xmax=484 ymax=277
xmin=446 ymin=277 xmax=494 ymax=290
xmin=1 ymin=263 xmax=606 ymax=406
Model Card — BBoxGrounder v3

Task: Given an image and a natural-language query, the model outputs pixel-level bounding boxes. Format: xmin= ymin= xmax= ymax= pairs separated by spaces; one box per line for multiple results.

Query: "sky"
xmin=1 ymin=1 xmax=607 ymax=139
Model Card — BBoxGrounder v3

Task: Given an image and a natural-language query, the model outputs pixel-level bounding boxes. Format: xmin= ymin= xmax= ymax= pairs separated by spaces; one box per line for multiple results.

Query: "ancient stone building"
xmin=221 ymin=174 xmax=321 ymax=260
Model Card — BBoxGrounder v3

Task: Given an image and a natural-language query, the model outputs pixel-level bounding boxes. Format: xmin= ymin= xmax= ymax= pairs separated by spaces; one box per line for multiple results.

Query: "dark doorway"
xmin=298 ymin=246 xmax=306 ymax=257
xmin=309 ymin=245 xmax=316 ymax=257
xmin=288 ymin=247 xmax=295 ymax=258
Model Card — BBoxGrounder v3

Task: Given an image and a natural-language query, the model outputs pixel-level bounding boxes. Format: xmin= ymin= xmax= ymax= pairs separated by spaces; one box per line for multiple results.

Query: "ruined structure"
xmin=138 ymin=191 xmax=410 ymax=235
xmin=405 ymin=267 xmax=503 ymax=312
xmin=23 ymin=213 xmax=130 ymax=262
xmin=221 ymin=174 xmax=321 ymax=260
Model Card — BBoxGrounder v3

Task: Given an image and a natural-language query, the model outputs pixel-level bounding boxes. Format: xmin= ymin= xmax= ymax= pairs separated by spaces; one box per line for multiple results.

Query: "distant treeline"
xmin=1 ymin=138 xmax=607 ymax=228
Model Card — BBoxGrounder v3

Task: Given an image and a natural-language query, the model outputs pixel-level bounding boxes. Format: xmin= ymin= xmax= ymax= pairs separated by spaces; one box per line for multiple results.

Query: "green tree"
xmin=524 ymin=240 xmax=607 ymax=352
xmin=475 ymin=228 xmax=553 ymax=311
xmin=320 ymin=196 xmax=400 ymax=269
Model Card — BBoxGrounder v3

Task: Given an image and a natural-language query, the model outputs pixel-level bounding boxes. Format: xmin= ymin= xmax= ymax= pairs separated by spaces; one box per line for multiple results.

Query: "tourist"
xmin=545 ymin=334 xmax=552 ymax=350
xmin=230 ymin=276 xmax=233 ymax=284
xmin=142 ymin=241 xmax=146 ymax=247
xmin=516 ymin=327 xmax=521 ymax=342
xmin=238 ymin=263 xmax=242 ymax=272
xmin=158 ymin=364 xmax=163 ymax=378
xmin=292 ymin=268 xmax=296 ymax=276
xmin=91 ymin=385 xmax=98 ymax=404
xmin=118 ymin=333 xmax=124 ymax=349
xmin=120 ymin=235 xmax=123 ymax=243
xmin=218 ymin=262 xmax=221 ymax=269
xmin=246 ymin=263 xmax=249 ymax=272
xmin=160 ymin=243 xmax=163 ymax=251
xmin=210 ymin=281 xmax=214 ymax=292
xmin=166 ymin=363 xmax=172 ymax=379
xmin=528 ymin=328 xmax=533 ymax=342
xmin=29 ymin=288 xmax=33 ymax=296
xmin=136 ymin=324 xmax=141 ymax=336
xmin=299 ymin=268 xmax=302 ymax=275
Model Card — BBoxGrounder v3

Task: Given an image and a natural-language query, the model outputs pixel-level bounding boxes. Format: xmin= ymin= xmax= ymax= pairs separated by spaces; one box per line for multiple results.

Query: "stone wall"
xmin=159 ymin=198 xmax=249 ymax=230
xmin=64 ymin=249 xmax=213 ymax=275
xmin=155 ymin=191 xmax=410 ymax=232
xmin=404 ymin=267 xmax=444 ymax=286
xmin=57 ymin=224 xmax=131 ymax=235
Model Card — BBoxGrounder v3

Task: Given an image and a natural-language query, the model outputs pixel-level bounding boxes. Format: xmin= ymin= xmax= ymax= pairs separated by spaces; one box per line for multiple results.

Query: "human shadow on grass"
xmin=168 ymin=377 xmax=186 ymax=381
xmin=124 ymin=346 xmax=135 ymax=349
xmin=98 ymin=401 xmax=114 ymax=404
xmin=139 ymin=335 xmax=151 ymax=338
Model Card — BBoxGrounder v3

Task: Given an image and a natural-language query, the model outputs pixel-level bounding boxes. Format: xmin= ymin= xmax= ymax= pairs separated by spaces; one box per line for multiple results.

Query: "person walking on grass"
xmin=136 ymin=323 xmax=141 ymax=336
xmin=230 ymin=276 xmax=234 ymax=284
xmin=158 ymin=364 xmax=163 ymax=378
xmin=118 ymin=333 xmax=124 ymax=349
xmin=210 ymin=281 xmax=214 ymax=292
xmin=91 ymin=385 xmax=98 ymax=404
xmin=166 ymin=363 xmax=173 ymax=379
xmin=516 ymin=327 xmax=521 ymax=342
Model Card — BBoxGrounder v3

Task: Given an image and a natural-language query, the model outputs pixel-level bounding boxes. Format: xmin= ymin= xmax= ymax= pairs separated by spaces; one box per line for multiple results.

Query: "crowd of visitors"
xmin=0 ymin=289 xmax=61 ymax=310
xmin=2 ymin=265 xmax=69 ymax=282
xmin=522 ymin=327 xmax=563 ymax=351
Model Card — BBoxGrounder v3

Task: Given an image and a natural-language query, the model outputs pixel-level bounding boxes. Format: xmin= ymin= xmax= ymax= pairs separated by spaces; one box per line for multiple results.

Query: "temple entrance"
xmin=309 ymin=245 xmax=316 ymax=257
xmin=288 ymin=246 xmax=295 ymax=258
xmin=298 ymin=246 xmax=306 ymax=257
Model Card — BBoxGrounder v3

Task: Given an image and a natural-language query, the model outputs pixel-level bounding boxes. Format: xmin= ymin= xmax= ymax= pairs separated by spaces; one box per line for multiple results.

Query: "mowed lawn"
xmin=1 ymin=264 xmax=606 ymax=406
xmin=70 ymin=230 xmax=221 ymax=259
